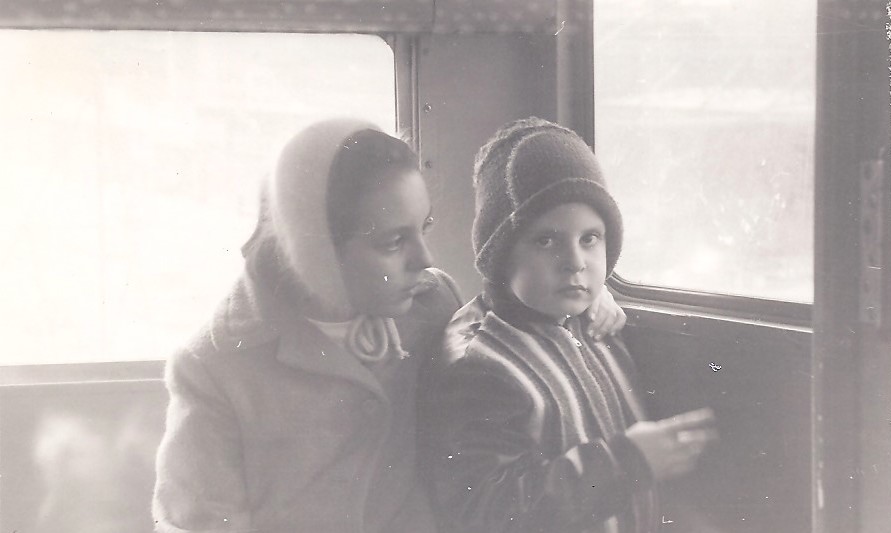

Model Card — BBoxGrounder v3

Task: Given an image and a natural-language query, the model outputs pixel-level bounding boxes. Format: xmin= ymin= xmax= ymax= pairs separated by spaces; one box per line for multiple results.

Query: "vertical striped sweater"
xmin=423 ymin=295 xmax=658 ymax=533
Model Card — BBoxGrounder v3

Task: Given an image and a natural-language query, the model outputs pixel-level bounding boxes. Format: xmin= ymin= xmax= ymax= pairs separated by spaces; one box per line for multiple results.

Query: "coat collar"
xmin=209 ymin=243 xmax=388 ymax=399
xmin=273 ymin=268 xmax=449 ymax=398
xmin=275 ymin=314 xmax=387 ymax=400
xmin=211 ymin=239 xmax=453 ymax=400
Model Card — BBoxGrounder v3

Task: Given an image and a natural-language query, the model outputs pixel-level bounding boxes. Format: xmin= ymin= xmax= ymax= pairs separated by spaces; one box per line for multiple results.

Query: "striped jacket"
xmin=422 ymin=295 xmax=658 ymax=533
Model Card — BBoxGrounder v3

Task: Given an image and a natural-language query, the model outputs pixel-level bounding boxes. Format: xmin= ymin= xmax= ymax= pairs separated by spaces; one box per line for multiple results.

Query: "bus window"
xmin=0 ymin=31 xmax=395 ymax=365
xmin=593 ymin=0 xmax=816 ymax=303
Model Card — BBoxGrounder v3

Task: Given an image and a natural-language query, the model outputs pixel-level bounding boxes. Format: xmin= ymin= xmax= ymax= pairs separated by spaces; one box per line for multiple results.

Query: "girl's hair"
xmin=327 ymin=129 xmax=420 ymax=246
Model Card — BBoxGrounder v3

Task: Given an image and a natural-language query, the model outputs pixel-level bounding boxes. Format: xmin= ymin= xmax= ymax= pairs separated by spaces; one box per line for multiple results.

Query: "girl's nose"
xmin=410 ymin=239 xmax=435 ymax=271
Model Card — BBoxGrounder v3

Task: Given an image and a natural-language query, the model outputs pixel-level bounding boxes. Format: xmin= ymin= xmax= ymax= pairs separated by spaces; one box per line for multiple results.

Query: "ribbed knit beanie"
xmin=472 ymin=117 xmax=623 ymax=282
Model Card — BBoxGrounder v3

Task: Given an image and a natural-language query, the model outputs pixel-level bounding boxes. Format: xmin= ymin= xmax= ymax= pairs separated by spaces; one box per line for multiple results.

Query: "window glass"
xmin=593 ymin=0 xmax=815 ymax=302
xmin=0 ymin=31 xmax=395 ymax=365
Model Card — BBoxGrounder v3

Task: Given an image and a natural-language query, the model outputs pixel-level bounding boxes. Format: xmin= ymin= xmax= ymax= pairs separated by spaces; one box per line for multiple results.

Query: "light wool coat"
xmin=153 ymin=257 xmax=462 ymax=533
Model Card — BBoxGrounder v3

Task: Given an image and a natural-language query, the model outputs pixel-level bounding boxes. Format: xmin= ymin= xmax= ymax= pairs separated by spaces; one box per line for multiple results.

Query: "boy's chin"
xmin=546 ymin=304 xmax=593 ymax=323
xmin=568 ymin=298 xmax=596 ymax=315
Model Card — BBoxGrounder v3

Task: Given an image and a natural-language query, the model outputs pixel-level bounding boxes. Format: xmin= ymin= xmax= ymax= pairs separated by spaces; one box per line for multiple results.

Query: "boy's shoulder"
xmin=441 ymin=294 xmax=489 ymax=366
xmin=441 ymin=294 xmax=544 ymax=368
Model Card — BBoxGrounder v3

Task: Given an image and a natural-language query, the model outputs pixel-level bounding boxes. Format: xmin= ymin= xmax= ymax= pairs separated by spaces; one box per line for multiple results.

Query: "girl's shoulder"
xmin=168 ymin=274 xmax=281 ymax=370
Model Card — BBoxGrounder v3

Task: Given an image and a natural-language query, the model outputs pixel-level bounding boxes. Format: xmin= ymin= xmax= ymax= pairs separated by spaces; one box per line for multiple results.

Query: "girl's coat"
xmin=153 ymin=248 xmax=462 ymax=533
xmin=153 ymin=118 xmax=462 ymax=533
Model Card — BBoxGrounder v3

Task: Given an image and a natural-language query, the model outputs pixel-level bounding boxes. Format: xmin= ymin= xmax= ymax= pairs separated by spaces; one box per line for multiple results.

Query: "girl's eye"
xmin=535 ymin=236 xmax=554 ymax=248
xmin=381 ymin=236 xmax=404 ymax=252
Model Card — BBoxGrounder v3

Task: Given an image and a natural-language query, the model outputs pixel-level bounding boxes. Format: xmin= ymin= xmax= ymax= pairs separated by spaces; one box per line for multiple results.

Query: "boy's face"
xmin=507 ymin=202 xmax=607 ymax=323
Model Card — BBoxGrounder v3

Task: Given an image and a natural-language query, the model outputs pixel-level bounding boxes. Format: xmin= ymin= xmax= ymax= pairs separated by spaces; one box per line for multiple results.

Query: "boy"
xmin=423 ymin=118 xmax=717 ymax=533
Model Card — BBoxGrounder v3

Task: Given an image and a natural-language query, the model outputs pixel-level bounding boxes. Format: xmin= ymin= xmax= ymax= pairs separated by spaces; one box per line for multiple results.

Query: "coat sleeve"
xmin=426 ymin=354 xmax=653 ymax=533
xmin=427 ymin=267 xmax=464 ymax=310
xmin=152 ymin=349 xmax=252 ymax=533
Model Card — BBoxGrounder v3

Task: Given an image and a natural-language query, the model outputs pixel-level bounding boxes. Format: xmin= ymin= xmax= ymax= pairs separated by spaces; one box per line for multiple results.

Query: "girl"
xmin=152 ymin=118 xmax=629 ymax=533
xmin=424 ymin=118 xmax=718 ymax=533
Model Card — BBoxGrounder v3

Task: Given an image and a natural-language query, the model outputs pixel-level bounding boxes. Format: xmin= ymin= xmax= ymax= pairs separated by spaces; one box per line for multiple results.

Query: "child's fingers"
xmin=585 ymin=290 xmax=626 ymax=339
xmin=604 ymin=306 xmax=626 ymax=335
xmin=663 ymin=408 xmax=715 ymax=431
xmin=587 ymin=306 xmax=608 ymax=335
xmin=587 ymin=307 xmax=625 ymax=339
xmin=676 ymin=428 xmax=719 ymax=445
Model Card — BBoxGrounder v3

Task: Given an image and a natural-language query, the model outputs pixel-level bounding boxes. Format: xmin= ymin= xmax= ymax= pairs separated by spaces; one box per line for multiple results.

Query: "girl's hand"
xmin=626 ymin=408 xmax=719 ymax=481
xmin=587 ymin=288 xmax=626 ymax=339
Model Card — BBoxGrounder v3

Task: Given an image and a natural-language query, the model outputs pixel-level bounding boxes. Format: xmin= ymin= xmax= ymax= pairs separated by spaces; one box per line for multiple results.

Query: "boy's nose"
xmin=561 ymin=246 xmax=586 ymax=273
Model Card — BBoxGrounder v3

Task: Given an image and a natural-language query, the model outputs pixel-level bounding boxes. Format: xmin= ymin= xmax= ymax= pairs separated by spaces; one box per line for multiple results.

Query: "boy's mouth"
xmin=558 ymin=284 xmax=589 ymax=294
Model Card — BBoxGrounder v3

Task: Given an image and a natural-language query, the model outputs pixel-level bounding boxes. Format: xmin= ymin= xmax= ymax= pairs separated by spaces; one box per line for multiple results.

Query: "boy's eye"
xmin=422 ymin=215 xmax=435 ymax=234
xmin=581 ymin=232 xmax=602 ymax=246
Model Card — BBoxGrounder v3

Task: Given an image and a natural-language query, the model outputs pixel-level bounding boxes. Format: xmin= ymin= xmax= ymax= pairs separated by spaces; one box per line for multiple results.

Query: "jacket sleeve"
xmin=426 ymin=354 xmax=653 ymax=533
xmin=428 ymin=267 xmax=464 ymax=310
xmin=152 ymin=349 xmax=252 ymax=533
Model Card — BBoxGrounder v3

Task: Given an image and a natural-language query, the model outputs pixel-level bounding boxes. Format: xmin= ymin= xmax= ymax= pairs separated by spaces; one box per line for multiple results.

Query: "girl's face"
xmin=336 ymin=169 xmax=435 ymax=317
xmin=507 ymin=202 xmax=607 ymax=323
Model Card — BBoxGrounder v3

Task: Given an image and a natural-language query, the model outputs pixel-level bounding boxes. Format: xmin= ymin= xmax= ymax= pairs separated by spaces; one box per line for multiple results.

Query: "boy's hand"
xmin=587 ymin=288 xmax=626 ymax=339
xmin=625 ymin=408 xmax=718 ymax=482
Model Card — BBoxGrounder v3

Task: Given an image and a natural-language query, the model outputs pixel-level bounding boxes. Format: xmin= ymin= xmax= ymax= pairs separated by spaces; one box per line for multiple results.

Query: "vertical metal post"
xmin=555 ymin=0 xmax=594 ymax=145
xmin=391 ymin=34 xmax=420 ymax=153
xmin=812 ymin=2 xmax=887 ymax=532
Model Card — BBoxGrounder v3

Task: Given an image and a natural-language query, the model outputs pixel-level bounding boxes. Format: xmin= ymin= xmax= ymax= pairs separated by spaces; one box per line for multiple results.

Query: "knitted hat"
xmin=472 ymin=117 xmax=623 ymax=282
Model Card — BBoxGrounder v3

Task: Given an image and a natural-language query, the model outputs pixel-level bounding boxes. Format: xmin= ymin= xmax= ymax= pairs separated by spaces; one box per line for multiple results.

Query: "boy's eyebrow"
xmin=525 ymin=226 xmax=606 ymax=239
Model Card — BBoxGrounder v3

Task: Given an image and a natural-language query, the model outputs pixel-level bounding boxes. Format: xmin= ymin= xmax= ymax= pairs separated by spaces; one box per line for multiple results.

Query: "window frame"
xmin=609 ymin=275 xmax=812 ymax=329
xmin=0 ymin=27 xmax=404 ymax=369
xmin=586 ymin=0 xmax=817 ymax=326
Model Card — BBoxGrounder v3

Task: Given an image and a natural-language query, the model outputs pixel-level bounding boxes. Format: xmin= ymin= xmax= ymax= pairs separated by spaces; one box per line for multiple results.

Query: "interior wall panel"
xmin=623 ymin=311 xmax=812 ymax=533
xmin=416 ymin=33 xmax=558 ymax=298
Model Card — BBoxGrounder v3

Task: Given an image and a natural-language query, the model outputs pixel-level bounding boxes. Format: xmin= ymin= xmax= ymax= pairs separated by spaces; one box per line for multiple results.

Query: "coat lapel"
xmin=213 ymin=270 xmax=387 ymax=400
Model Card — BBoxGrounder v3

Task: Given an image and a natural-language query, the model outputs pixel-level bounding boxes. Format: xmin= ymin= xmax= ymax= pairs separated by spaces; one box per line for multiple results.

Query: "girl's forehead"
xmin=351 ymin=171 xmax=431 ymax=227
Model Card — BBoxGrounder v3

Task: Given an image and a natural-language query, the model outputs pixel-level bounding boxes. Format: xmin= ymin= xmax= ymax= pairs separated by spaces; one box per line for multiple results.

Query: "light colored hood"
xmin=266 ymin=118 xmax=380 ymax=319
